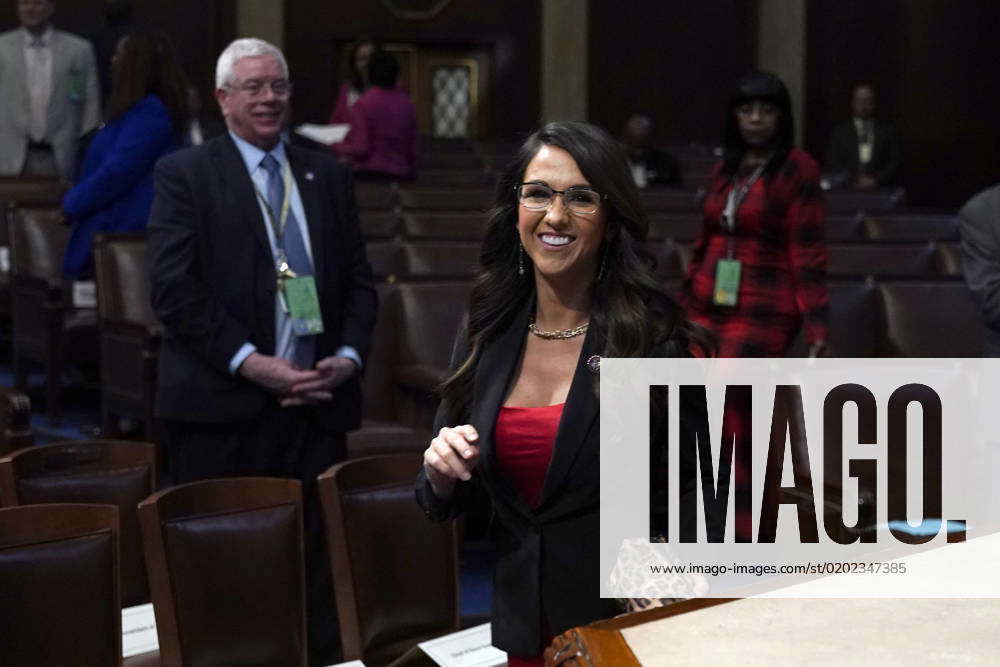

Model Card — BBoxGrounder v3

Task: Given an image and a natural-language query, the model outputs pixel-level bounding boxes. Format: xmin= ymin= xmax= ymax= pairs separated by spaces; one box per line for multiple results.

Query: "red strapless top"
xmin=494 ymin=403 xmax=564 ymax=508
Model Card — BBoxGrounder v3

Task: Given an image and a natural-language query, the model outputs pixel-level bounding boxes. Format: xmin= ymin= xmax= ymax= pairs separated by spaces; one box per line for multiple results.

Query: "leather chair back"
xmin=359 ymin=210 xmax=400 ymax=240
xmin=788 ymin=280 xmax=883 ymax=357
xmin=9 ymin=207 xmax=67 ymax=285
xmin=401 ymin=211 xmax=489 ymax=241
xmin=640 ymin=188 xmax=701 ymax=214
xmin=864 ymin=214 xmax=958 ymax=242
xmin=319 ymin=454 xmax=459 ymax=664
xmin=400 ymin=242 xmax=480 ymax=281
xmin=355 ymin=182 xmax=398 ymax=211
xmin=826 ymin=242 xmax=938 ymax=279
xmin=0 ymin=439 xmax=156 ymax=607
xmin=878 ymin=281 xmax=984 ymax=357
xmin=0 ymin=388 xmax=32 ymax=459
xmin=648 ymin=213 xmax=702 ymax=243
xmin=0 ymin=503 xmax=121 ymax=667
xmin=0 ymin=176 xmax=64 ymax=208
xmin=139 ymin=477 xmax=307 ymax=667
xmin=366 ymin=240 xmax=402 ymax=283
xmin=396 ymin=281 xmax=472 ymax=380
xmin=398 ymin=186 xmax=493 ymax=211
xmin=93 ymin=233 xmax=157 ymax=327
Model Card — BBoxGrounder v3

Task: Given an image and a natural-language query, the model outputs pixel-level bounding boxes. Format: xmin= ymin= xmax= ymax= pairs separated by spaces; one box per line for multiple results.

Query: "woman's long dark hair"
xmin=105 ymin=30 xmax=188 ymax=137
xmin=439 ymin=121 xmax=714 ymax=423
xmin=722 ymin=70 xmax=795 ymax=177
xmin=344 ymin=35 xmax=378 ymax=93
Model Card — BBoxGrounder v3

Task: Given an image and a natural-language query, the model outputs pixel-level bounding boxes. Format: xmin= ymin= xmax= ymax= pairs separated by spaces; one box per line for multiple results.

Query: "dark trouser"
xmin=163 ymin=404 xmax=346 ymax=667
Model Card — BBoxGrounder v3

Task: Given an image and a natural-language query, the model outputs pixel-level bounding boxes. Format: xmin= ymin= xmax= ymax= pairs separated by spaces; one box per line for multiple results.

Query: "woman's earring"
xmin=518 ymin=241 xmax=526 ymax=275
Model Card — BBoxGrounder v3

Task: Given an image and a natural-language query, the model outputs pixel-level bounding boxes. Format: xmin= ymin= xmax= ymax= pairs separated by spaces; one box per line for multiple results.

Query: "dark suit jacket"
xmin=148 ymin=133 xmax=377 ymax=430
xmin=416 ymin=299 xmax=688 ymax=656
xmin=825 ymin=118 xmax=902 ymax=186
xmin=959 ymin=184 xmax=1000 ymax=356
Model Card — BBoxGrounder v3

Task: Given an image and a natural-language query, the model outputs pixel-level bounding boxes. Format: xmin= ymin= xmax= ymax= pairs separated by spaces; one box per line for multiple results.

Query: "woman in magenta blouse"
xmin=416 ymin=121 xmax=711 ymax=664
xmin=331 ymin=49 xmax=418 ymax=180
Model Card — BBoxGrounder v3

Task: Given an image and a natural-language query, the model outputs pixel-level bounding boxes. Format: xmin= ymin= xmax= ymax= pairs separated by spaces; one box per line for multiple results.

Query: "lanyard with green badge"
xmin=713 ymin=158 xmax=769 ymax=307
xmin=253 ymin=161 xmax=325 ymax=336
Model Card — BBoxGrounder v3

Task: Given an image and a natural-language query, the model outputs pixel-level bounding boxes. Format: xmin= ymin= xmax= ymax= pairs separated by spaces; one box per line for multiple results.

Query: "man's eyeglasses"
xmin=227 ymin=78 xmax=292 ymax=99
xmin=515 ymin=182 xmax=605 ymax=215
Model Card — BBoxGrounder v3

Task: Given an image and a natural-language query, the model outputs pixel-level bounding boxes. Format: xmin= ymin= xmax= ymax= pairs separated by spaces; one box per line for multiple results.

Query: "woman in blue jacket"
xmin=62 ymin=29 xmax=188 ymax=279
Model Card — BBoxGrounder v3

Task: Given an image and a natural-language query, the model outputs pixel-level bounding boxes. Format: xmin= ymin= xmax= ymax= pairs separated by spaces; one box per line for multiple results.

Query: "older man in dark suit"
xmin=148 ymin=37 xmax=377 ymax=665
xmin=826 ymin=83 xmax=902 ymax=191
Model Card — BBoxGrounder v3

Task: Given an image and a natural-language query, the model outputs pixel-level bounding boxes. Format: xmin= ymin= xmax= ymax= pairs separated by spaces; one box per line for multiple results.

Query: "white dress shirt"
xmin=226 ymin=131 xmax=361 ymax=373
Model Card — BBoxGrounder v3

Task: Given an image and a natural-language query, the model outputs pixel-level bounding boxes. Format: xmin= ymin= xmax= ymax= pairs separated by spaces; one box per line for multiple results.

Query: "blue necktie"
xmin=260 ymin=154 xmax=315 ymax=369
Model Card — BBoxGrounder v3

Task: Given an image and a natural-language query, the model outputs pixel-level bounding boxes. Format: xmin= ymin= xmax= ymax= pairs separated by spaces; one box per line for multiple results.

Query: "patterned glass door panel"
xmin=432 ymin=66 xmax=471 ymax=139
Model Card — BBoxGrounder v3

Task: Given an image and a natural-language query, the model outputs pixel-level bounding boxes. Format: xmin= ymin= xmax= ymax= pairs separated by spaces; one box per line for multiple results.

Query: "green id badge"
xmin=68 ymin=68 xmax=85 ymax=102
xmin=283 ymin=275 xmax=325 ymax=335
xmin=713 ymin=259 xmax=742 ymax=307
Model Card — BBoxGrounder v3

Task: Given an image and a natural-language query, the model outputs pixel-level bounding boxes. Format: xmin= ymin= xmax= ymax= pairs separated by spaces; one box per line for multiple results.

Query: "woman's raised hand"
xmin=423 ymin=425 xmax=480 ymax=500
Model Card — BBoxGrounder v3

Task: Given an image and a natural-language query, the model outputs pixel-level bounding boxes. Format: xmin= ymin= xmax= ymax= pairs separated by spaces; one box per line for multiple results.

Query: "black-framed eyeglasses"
xmin=515 ymin=182 xmax=606 ymax=215
xmin=227 ymin=78 xmax=293 ymax=99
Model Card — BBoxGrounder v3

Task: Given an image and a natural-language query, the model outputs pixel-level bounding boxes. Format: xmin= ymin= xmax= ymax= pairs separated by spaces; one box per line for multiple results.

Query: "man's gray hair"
xmin=215 ymin=38 xmax=289 ymax=89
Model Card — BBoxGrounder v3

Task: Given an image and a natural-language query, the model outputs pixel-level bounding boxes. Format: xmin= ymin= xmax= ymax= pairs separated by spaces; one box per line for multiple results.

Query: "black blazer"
xmin=416 ymin=299 xmax=688 ymax=656
xmin=825 ymin=118 xmax=902 ymax=186
xmin=148 ymin=133 xmax=377 ymax=430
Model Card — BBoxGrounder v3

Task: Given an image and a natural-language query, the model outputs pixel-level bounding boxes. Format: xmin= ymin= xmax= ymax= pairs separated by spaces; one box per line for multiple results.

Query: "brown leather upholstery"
xmin=648 ymin=213 xmax=702 ymax=243
xmin=359 ymin=210 xmax=401 ymax=240
xmin=0 ymin=176 xmax=65 ymax=209
xmin=418 ymin=146 xmax=483 ymax=170
xmin=0 ymin=439 xmax=156 ymax=607
xmin=139 ymin=477 xmax=307 ymax=667
xmin=398 ymin=186 xmax=493 ymax=211
xmin=395 ymin=282 xmax=472 ymax=428
xmin=825 ymin=188 xmax=904 ymax=214
xmin=0 ymin=387 xmax=32 ymax=459
xmin=787 ymin=280 xmax=883 ymax=357
xmin=0 ymin=503 xmax=121 ymax=667
xmin=319 ymin=454 xmax=459 ymax=665
xmin=414 ymin=167 xmax=494 ymax=187
xmin=863 ymin=214 xmax=958 ymax=241
xmin=93 ymin=233 xmax=161 ymax=439
xmin=355 ymin=182 xmax=398 ymax=210
xmin=401 ymin=211 xmax=489 ymax=241
xmin=400 ymin=242 xmax=480 ymax=281
xmin=878 ymin=281 xmax=983 ymax=356
xmin=349 ymin=283 xmax=430 ymax=458
xmin=365 ymin=240 xmax=402 ymax=283
xmin=9 ymin=206 xmax=97 ymax=421
xmin=825 ymin=214 xmax=865 ymax=241
xmin=640 ymin=188 xmax=701 ymax=213
xmin=826 ymin=242 xmax=938 ymax=279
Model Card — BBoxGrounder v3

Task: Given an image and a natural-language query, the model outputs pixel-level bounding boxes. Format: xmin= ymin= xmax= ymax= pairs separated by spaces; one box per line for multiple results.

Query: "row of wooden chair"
xmin=0 ymin=443 xmax=455 ymax=666
xmin=4 ymin=207 xmax=155 ymax=431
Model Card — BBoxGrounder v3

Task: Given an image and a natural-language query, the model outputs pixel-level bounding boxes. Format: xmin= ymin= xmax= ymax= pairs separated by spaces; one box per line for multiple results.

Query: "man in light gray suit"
xmin=0 ymin=0 xmax=100 ymax=180
xmin=959 ymin=184 xmax=1000 ymax=356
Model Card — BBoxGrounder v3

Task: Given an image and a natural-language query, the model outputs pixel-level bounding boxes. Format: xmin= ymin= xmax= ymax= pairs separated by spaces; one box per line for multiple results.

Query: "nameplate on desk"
xmin=122 ymin=603 xmax=158 ymax=658
xmin=417 ymin=623 xmax=506 ymax=667
xmin=0 ymin=245 xmax=9 ymax=272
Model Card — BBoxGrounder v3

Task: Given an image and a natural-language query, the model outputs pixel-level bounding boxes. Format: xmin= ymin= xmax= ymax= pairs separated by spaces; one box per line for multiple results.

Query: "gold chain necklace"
xmin=528 ymin=318 xmax=589 ymax=340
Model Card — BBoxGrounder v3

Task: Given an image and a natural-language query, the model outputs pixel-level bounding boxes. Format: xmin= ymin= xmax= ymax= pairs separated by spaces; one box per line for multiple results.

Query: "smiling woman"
xmin=415 ymin=121 xmax=713 ymax=663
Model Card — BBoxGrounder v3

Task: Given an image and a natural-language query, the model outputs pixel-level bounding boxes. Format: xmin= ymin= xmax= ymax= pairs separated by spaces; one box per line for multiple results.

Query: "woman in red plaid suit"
xmin=683 ymin=71 xmax=829 ymax=358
